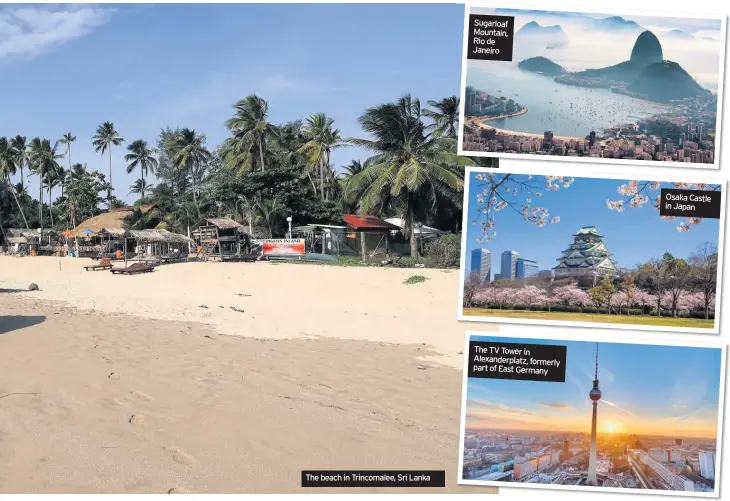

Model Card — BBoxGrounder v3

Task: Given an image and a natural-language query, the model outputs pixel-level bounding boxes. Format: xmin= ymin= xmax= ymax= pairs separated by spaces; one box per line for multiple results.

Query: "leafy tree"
xmin=690 ymin=242 xmax=719 ymax=320
xmin=589 ymin=276 xmax=617 ymax=312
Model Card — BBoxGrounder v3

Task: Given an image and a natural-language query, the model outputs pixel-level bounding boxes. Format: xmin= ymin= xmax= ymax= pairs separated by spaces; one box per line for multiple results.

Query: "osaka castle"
xmin=553 ymin=226 xmax=619 ymax=279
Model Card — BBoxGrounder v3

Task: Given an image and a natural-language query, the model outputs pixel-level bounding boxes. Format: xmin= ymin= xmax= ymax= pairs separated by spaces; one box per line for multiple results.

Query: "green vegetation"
xmin=462 ymin=308 xmax=714 ymax=328
xmin=0 ymin=93 xmax=498 ymax=259
xmin=404 ymin=275 xmax=428 ymax=285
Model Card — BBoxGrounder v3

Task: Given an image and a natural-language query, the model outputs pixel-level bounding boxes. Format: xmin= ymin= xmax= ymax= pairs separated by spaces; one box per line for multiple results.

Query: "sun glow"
xmin=603 ymin=421 xmax=620 ymax=433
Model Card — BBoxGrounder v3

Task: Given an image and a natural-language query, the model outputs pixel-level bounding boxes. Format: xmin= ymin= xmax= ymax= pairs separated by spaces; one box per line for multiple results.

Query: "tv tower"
xmin=587 ymin=343 xmax=601 ymax=486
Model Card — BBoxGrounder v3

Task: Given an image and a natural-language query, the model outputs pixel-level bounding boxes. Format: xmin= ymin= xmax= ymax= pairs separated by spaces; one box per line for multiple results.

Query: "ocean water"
xmin=466 ymin=65 xmax=669 ymax=137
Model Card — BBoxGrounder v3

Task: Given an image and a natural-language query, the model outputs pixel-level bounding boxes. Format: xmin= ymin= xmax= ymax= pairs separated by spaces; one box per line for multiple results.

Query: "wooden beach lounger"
xmin=85 ymin=257 xmax=113 ymax=271
xmin=110 ymin=263 xmax=155 ymax=275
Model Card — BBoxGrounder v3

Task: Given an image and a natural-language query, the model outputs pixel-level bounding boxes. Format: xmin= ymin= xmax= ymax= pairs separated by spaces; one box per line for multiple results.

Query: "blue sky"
xmin=0 ymin=4 xmax=465 ymax=203
xmin=465 ymin=335 xmax=722 ymax=437
xmin=465 ymin=172 xmax=722 ymax=278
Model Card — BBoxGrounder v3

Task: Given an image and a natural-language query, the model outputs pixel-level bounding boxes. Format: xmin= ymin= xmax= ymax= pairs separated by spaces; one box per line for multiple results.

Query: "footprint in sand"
xmin=163 ymin=446 xmax=195 ymax=466
xmin=129 ymin=414 xmax=147 ymax=426
xmin=130 ymin=391 xmax=155 ymax=402
xmin=168 ymin=488 xmax=191 ymax=494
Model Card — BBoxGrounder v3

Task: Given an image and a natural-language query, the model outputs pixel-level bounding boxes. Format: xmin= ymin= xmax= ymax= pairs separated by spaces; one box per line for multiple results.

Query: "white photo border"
xmin=456 ymin=160 xmax=727 ymax=334
xmin=457 ymin=330 xmax=727 ymax=498
xmin=457 ymin=2 xmax=728 ymax=171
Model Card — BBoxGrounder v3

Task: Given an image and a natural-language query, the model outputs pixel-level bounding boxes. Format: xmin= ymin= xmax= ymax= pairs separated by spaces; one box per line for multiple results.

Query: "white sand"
xmin=0 ymin=256 xmax=484 ymax=368
xmin=0 ymin=256 xmax=497 ymax=494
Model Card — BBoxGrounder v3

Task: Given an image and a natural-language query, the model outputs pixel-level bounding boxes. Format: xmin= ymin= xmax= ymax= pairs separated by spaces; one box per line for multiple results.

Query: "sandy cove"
xmin=472 ymin=117 xmax=584 ymax=142
xmin=0 ymin=257 xmax=496 ymax=494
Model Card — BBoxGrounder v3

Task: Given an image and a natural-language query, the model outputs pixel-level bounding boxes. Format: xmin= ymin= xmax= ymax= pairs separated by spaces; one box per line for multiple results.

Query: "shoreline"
xmin=473 ymin=117 xmax=585 ymax=142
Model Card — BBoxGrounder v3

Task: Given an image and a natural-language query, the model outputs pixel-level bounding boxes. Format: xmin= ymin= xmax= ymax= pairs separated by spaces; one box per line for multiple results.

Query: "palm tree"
xmin=424 ymin=96 xmax=460 ymax=138
xmin=340 ymin=159 xmax=364 ymax=178
xmin=170 ymin=129 xmax=211 ymax=218
xmin=347 ymin=94 xmax=468 ymax=258
xmin=59 ymin=132 xmax=76 ymax=170
xmin=0 ymin=137 xmax=30 ymax=229
xmin=29 ymin=138 xmax=63 ymax=231
xmin=42 ymin=168 xmax=60 ymax=229
xmin=10 ymin=135 xmax=28 ymax=217
xmin=299 ymin=113 xmax=345 ymax=201
xmin=254 ymin=197 xmax=283 ymax=238
xmin=224 ymin=94 xmax=275 ymax=174
xmin=58 ymin=133 xmax=76 ymax=197
xmin=125 ymin=139 xmax=158 ymax=200
xmin=128 ymin=178 xmax=154 ymax=198
xmin=92 ymin=122 xmax=124 ymax=206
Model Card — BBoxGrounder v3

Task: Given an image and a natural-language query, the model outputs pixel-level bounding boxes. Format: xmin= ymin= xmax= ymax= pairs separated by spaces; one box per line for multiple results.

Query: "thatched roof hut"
xmin=73 ymin=204 xmax=157 ymax=236
xmin=194 ymin=217 xmax=245 ymax=230
xmin=127 ymin=229 xmax=193 ymax=244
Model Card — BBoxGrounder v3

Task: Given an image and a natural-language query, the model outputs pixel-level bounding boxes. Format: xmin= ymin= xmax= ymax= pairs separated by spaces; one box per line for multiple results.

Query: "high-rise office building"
xmin=471 ymin=248 xmax=491 ymax=282
xmin=699 ymin=451 xmax=716 ymax=480
xmin=501 ymin=250 xmax=520 ymax=281
xmin=516 ymin=258 xmax=539 ymax=279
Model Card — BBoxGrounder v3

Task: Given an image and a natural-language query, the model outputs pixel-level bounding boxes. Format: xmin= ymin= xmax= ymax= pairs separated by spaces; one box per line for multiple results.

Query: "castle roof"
xmin=572 ymin=225 xmax=603 ymax=238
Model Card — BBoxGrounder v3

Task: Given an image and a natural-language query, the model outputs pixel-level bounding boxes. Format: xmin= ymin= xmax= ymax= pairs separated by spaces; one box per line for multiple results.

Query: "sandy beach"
xmin=0 ymin=256 xmax=496 ymax=494
xmin=471 ymin=118 xmax=584 ymax=142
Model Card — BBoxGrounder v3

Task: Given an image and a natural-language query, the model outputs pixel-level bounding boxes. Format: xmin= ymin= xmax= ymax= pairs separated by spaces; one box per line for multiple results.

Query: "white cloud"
xmin=0 ymin=6 xmax=112 ymax=60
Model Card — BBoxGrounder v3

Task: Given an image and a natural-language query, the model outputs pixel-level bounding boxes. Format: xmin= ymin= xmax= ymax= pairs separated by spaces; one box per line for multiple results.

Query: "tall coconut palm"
xmin=10 ymin=135 xmax=28 ymax=193
xmin=59 ymin=133 xmax=76 ymax=196
xmin=299 ymin=113 xmax=345 ymax=201
xmin=424 ymin=96 xmax=460 ymax=138
xmin=224 ymin=94 xmax=274 ymax=174
xmin=92 ymin=122 xmax=124 ymax=206
xmin=42 ymin=167 xmax=60 ymax=229
xmin=125 ymin=139 xmax=158 ymax=201
xmin=128 ymin=178 xmax=154 ymax=198
xmin=170 ymin=129 xmax=211 ymax=218
xmin=0 ymin=137 xmax=30 ymax=229
xmin=346 ymin=94 xmax=468 ymax=258
xmin=29 ymin=138 xmax=63 ymax=234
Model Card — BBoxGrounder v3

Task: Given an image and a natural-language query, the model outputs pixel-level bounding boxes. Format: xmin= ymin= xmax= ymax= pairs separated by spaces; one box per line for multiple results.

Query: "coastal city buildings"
xmin=462 ymin=345 xmax=716 ymax=493
xmin=471 ymin=248 xmax=492 ymax=282
xmin=462 ymin=85 xmax=717 ymax=164
xmin=554 ymin=226 xmax=619 ymax=282
xmin=462 ymin=121 xmax=715 ymax=163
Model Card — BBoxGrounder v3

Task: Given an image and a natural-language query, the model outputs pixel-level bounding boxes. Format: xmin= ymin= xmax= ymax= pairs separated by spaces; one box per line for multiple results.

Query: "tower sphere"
xmin=590 ymin=386 xmax=602 ymax=401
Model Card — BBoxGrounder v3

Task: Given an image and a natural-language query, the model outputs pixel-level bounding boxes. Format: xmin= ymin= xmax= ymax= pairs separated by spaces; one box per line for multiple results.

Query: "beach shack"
xmin=74 ymin=204 xmax=158 ymax=258
xmin=290 ymin=223 xmax=356 ymax=256
xmin=342 ymin=214 xmax=401 ymax=260
xmin=192 ymin=218 xmax=250 ymax=260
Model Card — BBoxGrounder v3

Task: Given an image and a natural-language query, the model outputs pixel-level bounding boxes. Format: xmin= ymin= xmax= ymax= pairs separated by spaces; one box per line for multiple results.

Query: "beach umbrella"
xmin=81 ymin=229 xmax=94 ymax=237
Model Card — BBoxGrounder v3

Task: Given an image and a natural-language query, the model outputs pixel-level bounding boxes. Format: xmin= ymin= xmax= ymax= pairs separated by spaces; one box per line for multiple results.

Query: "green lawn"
xmin=462 ymin=308 xmax=714 ymax=329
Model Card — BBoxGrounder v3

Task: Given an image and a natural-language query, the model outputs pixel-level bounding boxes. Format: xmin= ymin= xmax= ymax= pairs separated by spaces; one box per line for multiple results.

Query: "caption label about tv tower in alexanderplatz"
xmin=468 ymin=341 xmax=567 ymax=382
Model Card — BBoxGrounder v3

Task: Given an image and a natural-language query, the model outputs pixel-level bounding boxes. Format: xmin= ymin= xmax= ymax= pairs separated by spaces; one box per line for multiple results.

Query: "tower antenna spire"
xmin=594 ymin=343 xmax=599 ymax=380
